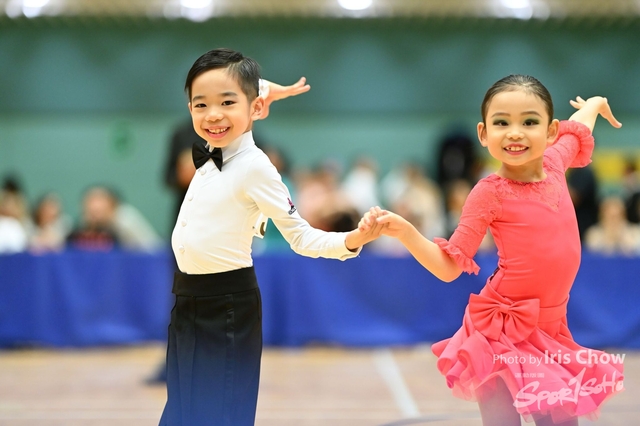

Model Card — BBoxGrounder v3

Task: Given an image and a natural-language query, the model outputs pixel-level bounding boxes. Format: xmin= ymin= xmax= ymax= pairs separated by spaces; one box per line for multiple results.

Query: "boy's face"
xmin=188 ymin=68 xmax=263 ymax=148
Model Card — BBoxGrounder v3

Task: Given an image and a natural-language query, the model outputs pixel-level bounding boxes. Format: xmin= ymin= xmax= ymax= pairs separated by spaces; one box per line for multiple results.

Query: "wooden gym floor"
xmin=0 ymin=343 xmax=637 ymax=426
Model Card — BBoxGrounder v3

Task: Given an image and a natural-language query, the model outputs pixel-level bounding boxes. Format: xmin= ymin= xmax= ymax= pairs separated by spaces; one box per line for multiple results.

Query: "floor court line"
xmin=373 ymin=348 xmax=421 ymax=418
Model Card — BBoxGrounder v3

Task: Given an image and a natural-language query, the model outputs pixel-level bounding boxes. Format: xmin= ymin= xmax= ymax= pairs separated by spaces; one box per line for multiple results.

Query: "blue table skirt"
xmin=1 ymin=250 xmax=638 ymax=348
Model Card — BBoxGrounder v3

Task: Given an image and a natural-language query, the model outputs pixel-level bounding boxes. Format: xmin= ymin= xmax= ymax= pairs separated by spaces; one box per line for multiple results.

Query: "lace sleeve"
xmin=434 ymin=180 xmax=501 ymax=275
xmin=546 ymin=120 xmax=594 ymax=171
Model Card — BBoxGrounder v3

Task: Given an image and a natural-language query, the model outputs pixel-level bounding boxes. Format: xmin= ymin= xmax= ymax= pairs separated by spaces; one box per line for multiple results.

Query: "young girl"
xmin=362 ymin=75 xmax=624 ymax=426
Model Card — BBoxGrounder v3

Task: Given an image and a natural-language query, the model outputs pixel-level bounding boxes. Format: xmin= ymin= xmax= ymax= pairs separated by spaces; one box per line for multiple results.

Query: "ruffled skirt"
xmin=432 ymin=284 xmax=624 ymax=423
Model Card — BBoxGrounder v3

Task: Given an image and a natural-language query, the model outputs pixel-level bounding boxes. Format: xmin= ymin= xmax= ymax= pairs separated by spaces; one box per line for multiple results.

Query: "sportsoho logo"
xmin=493 ymin=350 xmax=624 ymax=410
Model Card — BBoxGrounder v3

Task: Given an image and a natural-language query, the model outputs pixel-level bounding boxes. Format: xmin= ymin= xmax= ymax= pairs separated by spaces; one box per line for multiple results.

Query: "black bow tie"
xmin=192 ymin=142 xmax=223 ymax=171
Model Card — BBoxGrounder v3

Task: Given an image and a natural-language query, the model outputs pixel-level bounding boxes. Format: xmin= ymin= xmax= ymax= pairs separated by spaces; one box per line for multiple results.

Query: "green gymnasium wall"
xmin=1 ymin=17 xmax=639 ymax=237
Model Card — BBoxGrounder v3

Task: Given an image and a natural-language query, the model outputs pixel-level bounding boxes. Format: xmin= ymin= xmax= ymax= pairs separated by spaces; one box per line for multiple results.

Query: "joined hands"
xmin=358 ymin=206 xmax=416 ymax=242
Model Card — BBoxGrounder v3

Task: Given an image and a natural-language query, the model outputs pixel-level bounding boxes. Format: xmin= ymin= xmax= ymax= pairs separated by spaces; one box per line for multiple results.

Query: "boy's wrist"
xmin=345 ymin=229 xmax=368 ymax=252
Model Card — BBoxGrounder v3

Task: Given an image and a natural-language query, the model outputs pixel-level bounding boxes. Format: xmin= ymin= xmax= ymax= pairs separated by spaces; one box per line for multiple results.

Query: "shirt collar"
xmin=206 ymin=131 xmax=255 ymax=164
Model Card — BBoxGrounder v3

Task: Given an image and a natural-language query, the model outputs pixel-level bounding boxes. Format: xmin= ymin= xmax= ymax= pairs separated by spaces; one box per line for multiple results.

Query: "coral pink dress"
xmin=433 ymin=121 xmax=624 ymax=423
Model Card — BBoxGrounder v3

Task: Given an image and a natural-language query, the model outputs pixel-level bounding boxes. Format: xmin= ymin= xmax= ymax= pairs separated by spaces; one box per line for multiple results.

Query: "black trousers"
xmin=159 ymin=267 xmax=262 ymax=426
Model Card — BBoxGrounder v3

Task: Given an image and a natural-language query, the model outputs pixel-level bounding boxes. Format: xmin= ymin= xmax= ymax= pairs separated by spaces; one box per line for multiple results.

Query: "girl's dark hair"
xmin=184 ymin=48 xmax=260 ymax=101
xmin=480 ymin=74 xmax=554 ymax=123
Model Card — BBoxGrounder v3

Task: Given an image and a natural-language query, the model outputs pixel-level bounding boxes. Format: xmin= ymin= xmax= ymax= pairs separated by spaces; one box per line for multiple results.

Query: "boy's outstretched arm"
xmin=257 ymin=77 xmax=311 ymax=120
xmin=368 ymin=209 xmax=462 ymax=282
xmin=568 ymin=96 xmax=622 ymax=132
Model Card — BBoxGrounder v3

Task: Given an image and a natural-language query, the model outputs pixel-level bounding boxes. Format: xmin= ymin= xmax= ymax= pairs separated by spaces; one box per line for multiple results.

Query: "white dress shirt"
xmin=171 ymin=131 xmax=360 ymax=274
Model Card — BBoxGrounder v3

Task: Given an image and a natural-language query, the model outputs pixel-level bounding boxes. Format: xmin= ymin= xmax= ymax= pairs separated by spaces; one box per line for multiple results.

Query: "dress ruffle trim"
xmin=560 ymin=120 xmax=595 ymax=168
xmin=434 ymin=237 xmax=480 ymax=275
xmin=432 ymin=315 xmax=624 ymax=423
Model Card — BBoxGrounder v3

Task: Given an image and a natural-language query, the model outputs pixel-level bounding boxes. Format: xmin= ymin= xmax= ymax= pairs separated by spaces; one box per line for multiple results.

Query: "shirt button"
xmin=181 ymin=220 xmax=187 ymax=227
xmin=178 ymin=245 xmax=185 ymax=253
xmin=187 ymin=193 xmax=194 ymax=201
xmin=200 ymin=168 xmax=206 ymax=175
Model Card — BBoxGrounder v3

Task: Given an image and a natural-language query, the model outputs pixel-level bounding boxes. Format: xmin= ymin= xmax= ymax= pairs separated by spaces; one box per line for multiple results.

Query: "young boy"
xmin=160 ymin=48 xmax=383 ymax=426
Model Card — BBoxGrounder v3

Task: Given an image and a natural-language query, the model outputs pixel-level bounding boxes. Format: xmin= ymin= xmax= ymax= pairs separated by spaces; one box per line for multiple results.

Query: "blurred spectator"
xmin=0 ymin=176 xmax=30 ymax=253
xmin=585 ymin=195 xmax=640 ymax=256
xmin=622 ymin=158 xmax=640 ymax=224
xmin=29 ymin=192 xmax=72 ymax=253
xmin=68 ymin=186 xmax=161 ymax=251
xmin=341 ymin=156 xmax=381 ymax=215
xmin=1 ymin=175 xmax=31 ymax=228
xmin=567 ymin=165 xmax=599 ymax=240
xmin=67 ymin=186 xmax=120 ymax=250
xmin=622 ymin=157 xmax=640 ymax=196
xmin=444 ymin=178 xmax=472 ymax=237
xmin=295 ymin=160 xmax=359 ymax=232
xmin=435 ymin=127 xmax=479 ymax=190
xmin=626 ymin=193 xmax=640 ymax=224
xmin=0 ymin=196 xmax=28 ymax=254
xmin=374 ymin=163 xmax=446 ymax=255
xmin=163 ymin=119 xmax=198 ymax=221
xmin=0 ymin=217 xmax=27 ymax=253
xmin=115 ymin=197 xmax=163 ymax=252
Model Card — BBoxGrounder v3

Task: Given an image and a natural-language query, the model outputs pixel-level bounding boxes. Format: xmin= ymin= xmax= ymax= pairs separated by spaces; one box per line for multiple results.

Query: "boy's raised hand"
xmin=569 ymin=96 xmax=622 ymax=131
xmin=257 ymin=77 xmax=311 ymax=120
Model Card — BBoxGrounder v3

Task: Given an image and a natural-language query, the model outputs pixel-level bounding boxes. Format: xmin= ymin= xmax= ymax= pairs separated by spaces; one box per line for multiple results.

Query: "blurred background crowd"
xmin=2 ymin=0 xmax=640 ymax=260
xmin=3 ymin=123 xmax=640 ymax=257
xmin=0 ymin=176 xmax=163 ymax=253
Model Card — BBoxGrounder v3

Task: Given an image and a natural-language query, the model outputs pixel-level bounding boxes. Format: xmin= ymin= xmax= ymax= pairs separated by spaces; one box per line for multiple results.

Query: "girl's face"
xmin=188 ymin=68 xmax=264 ymax=148
xmin=477 ymin=89 xmax=559 ymax=178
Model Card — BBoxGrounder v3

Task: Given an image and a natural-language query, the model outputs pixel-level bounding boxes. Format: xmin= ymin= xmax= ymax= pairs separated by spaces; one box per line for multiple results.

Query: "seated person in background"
xmin=374 ymin=162 xmax=446 ymax=255
xmin=113 ymin=194 xmax=163 ymax=252
xmin=0 ymin=175 xmax=32 ymax=253
xmin=294 ymin=160 xmax=360 ymax=232
xmin=164 ymin=119 xmax=199 ymax=221
xmin=567 ymin=164 xmax=599 ymax=240
xmin=67 ymin=186 xmax=120 ymax=251
xmin=0 ymin=190 xmax=28 ymax=254
xmin=68 ymin=185 xmax=162 ymax=251
xmin=341 ymin=156 xmax=381 ymax=216
xmin=622 ymin=158 xmax=640 ymax=223
xmin=29 ymin=192 xmax=72 ymax=252
xmin=585 ymin=194 xmax=640 ymax=256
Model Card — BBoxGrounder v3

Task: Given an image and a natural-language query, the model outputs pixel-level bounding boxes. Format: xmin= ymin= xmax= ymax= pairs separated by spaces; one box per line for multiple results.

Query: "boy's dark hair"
xmin=185 ymin=48 xmax=261 ymax=102
xmin=480 ymin=74 xmax=554 ymax=124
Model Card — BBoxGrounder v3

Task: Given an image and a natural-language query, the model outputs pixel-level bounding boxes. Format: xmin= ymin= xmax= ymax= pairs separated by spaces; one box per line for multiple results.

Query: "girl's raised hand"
xmin=257 ymin=77 xmax=311 ymax=120
xmin=569 ymin=96 xmax=622 ymax=130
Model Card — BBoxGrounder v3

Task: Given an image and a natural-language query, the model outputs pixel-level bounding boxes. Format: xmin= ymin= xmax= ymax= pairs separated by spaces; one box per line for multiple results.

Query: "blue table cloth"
xmin=1 ymin=250 xmax=638 ymax=348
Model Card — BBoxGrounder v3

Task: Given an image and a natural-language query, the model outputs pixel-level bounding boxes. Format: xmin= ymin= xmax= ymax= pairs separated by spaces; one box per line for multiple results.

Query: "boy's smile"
xmin=205 ymin=127 xmax=230 ymax=138
xmin=188 ymin=68 xmax=263 ymax=148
